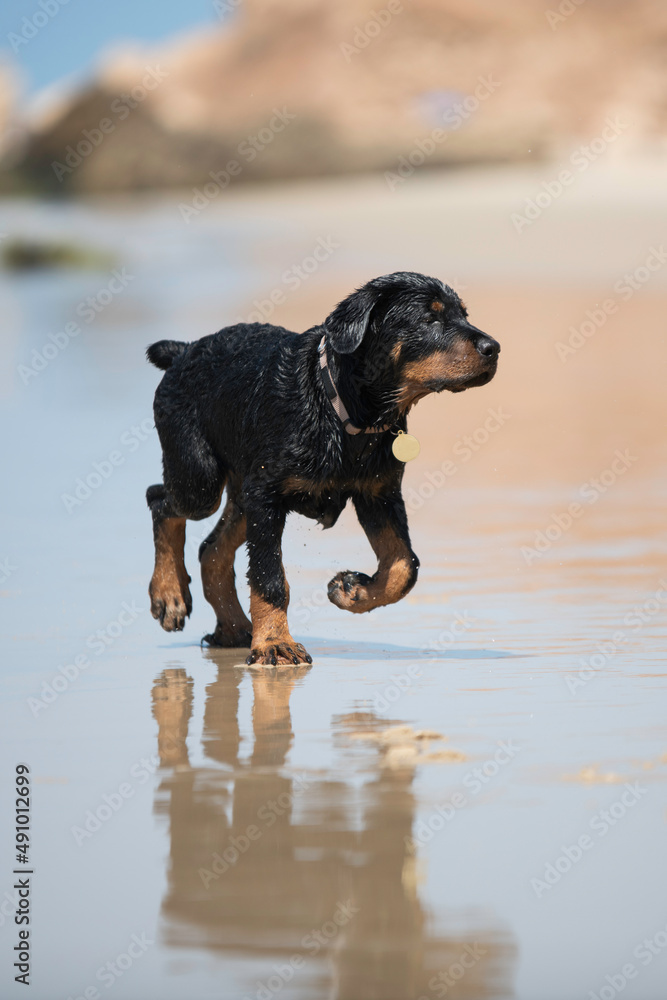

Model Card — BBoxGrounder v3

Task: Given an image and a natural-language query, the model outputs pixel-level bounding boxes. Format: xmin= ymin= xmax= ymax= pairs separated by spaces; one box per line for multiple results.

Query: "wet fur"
xmin=145 ymin=271 xmax=499 ymax=664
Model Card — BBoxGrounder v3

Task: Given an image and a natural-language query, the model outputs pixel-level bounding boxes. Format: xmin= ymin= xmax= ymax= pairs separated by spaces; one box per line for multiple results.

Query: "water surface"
xmin=1 ymin=169 xmax=666 ymax=999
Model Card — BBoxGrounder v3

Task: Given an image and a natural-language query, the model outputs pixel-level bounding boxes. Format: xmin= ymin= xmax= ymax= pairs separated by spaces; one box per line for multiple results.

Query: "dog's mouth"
xmin=433 ymin=364 xmax=497 ymax=394
xmin=446 ymin=369 xmax=495 ymax=392
xmin=397 ymin=357 xmax=498 ymax=411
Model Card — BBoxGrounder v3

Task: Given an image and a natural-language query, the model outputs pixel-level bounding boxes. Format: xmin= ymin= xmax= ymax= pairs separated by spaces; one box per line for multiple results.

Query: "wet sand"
xmin=1 ymin=161 xmax=666 ymax=999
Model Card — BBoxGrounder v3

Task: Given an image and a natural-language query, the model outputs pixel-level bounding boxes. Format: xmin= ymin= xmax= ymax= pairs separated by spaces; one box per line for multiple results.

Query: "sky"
xmin=1 ymin=0 xmax=223 ymax=95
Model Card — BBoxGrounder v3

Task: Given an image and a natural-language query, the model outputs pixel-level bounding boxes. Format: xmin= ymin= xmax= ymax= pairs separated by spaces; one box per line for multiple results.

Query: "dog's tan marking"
xmin=149 ymin=517 xmax=192 ymax=631
xmin=248 ymin=585 xmax=311 ymax=665
xmin=369 ymin=526 xmax=416 ymax=603
xmin=396 ymin=386 xmax=430 ymax=414
xmin=329 ymin=525 xmax=416 ymax=614
xmin=282 ymin=475 xmax=321 ymax=495
xmin=200 ymin=500 xmax=252 ymax=645
xmin=390 ymin=341 xmax=402 ymax=363
xmin=250 ymin=588 xmax=291 ymax=642
xmin=402 ymin=346 xmax=477 ymax=383
xmin=281 ymin=476 xmax=387 ymax=499
xmin=397 ymin=340 xmax=486 ymax=410
xmin=431 ymin=300 xmax=444 ymax=312
xmin=360 ymin=479 xmax=388 ymax=498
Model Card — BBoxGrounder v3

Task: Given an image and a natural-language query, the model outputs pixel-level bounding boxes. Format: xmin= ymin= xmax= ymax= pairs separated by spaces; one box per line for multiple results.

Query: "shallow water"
xmin=1 ymin=167 xmax=667 ymax=999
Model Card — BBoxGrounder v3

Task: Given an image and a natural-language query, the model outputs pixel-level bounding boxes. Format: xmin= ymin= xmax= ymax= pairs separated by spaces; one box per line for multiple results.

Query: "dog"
xmin=145 ymin=271 xmax=499 ymax=665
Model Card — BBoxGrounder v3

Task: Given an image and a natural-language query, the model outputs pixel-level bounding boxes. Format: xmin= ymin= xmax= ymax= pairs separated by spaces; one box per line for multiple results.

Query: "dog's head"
xmin=324 ymin=272 xmax=499 ymax=416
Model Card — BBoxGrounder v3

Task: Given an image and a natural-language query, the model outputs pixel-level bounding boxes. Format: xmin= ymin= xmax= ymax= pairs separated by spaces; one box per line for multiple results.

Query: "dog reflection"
xmin=152 ymin=662 xmax=514 ymax=1000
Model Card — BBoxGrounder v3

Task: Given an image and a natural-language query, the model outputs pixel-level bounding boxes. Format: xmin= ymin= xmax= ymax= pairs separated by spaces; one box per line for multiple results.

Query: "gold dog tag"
xmin=392 ymin=431 xmax=420 ymax=462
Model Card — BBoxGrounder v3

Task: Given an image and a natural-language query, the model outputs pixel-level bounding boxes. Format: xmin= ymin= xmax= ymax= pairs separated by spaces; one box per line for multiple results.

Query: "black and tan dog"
xmin=146 ymin=271 xmax=499 ymax=665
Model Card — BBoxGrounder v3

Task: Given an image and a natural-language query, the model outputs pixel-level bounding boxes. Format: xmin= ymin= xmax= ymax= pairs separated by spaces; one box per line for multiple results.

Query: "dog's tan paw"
xmin=327 ymin=571 xmax=376 ymax=613
xmin=246 ymin=639 xmax=312 ymax=666
xmin=149 ymin=574 xmax=192 ymax=632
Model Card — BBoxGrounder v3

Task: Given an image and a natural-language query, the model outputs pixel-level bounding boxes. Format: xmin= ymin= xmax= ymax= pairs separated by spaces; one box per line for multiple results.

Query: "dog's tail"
xmin=146 ymin=340 xmax=188 ymax=371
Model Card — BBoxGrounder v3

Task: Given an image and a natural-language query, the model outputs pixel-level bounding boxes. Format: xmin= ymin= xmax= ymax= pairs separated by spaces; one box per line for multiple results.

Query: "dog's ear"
xmin=324 ymin=284 xmax=380 ymax=354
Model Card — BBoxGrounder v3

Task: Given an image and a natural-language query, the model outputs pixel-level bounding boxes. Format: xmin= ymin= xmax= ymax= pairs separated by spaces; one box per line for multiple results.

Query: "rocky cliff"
xmin=5 ymin=0 xmax=667 ymax=191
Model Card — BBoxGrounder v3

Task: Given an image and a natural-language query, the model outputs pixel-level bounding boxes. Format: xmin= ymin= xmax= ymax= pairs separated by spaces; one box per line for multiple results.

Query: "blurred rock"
xmin=1 ymin=236 xmax=115 ymax=270
xmin=5 ymin=0 xmax=667 ymax=192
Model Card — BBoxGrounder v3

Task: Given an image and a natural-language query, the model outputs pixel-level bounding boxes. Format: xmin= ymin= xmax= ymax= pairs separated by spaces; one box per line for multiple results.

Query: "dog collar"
xmin=317 ymin=335 xmax=390 ymax=436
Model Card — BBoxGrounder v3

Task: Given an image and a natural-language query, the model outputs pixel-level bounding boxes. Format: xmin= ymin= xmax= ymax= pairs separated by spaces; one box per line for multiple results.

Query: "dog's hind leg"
xmin=146 ymin=486 xmax=192 ymax=632
xmin=328 ymin=489 xmax=419 ymax=614
xmin=147 ymin=428 xmax=225 ymax=632
xmin=199 ymin=492 xmax=253 ymax=648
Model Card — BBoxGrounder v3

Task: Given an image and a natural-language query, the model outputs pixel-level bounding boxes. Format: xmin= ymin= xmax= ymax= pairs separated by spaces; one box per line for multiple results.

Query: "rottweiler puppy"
xmin=146 ymin=271 xmax=499 ymax=665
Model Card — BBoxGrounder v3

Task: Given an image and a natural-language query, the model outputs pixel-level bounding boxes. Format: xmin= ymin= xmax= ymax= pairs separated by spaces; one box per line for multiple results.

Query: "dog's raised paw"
xmin=327 ymin=570 xmax=374 ymax=613
xmin=149 ymin=577 xmax=192 ymax=632
xmin=151 ymin=598 xmax=190 ymax=632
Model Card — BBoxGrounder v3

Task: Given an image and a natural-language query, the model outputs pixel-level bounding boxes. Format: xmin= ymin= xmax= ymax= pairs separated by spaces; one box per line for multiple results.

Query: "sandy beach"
xmin=1 ymin=161 xmax=666 ymax=999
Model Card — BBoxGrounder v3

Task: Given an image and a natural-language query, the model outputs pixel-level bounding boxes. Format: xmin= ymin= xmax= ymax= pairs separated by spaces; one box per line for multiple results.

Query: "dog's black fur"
xmin=146 ymin=271 xmax=499 ymax=665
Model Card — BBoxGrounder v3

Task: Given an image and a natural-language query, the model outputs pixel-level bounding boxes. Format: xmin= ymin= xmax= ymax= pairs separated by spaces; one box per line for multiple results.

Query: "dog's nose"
xmin=474 ymin=335 xmax=500 ymax=360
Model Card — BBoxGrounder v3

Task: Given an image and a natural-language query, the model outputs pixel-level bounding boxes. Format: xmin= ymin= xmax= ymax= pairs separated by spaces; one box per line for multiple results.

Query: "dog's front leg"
xmin=245 ymin=497 xmax=312 ymax=666
xmin=328 ymin=490 xmax=419 ymax=613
